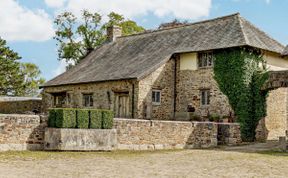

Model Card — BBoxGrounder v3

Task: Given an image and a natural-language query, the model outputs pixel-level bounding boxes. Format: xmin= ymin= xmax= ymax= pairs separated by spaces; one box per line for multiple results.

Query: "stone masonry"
xmin=0 ymin=114 xmax=47 ymax=151
xmin=113 ymin=118 xmax=220 ymax=150
xmin=0 ymin=97 xmax=42 ymax=114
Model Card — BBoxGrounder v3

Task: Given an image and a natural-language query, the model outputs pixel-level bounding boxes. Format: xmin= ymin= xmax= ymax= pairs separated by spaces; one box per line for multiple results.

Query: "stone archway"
xmin=257 ymin=71 xmax=288 ymax=141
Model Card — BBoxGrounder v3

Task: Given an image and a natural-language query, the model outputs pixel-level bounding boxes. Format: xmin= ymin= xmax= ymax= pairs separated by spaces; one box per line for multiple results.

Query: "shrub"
xmin=102 ymin=110 xmax=114 ymax=129
xmin=90 ymin=109 xmax=102 ymax=129
xmin=48 ymin=109 xmax=57 ymax=127
xmin=55 ymin=108 xmax=77 ymax=128
xmin=76 ymin=109 xmax=89 ymax=129
xmin=209 ymin=114 xmax=221 ymax=122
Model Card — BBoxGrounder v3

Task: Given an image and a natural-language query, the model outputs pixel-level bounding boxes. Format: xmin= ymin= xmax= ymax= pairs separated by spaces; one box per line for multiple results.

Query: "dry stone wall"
xmin=113 ymin=118 xmax=219 ymax=150
xmin=0 ymin=97 xmax=42 ymax=114
xmin=0 ymin=114 xmax=47 ymax=151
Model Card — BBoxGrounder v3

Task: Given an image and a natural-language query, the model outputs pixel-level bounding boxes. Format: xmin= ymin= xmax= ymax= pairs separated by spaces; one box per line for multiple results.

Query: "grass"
xmin=0 ymin=149 xmax=183 ymax=161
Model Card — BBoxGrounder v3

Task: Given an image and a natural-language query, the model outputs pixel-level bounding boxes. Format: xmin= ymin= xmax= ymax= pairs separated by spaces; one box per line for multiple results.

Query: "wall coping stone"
xmin=114 ymin=118 xmax=217 ymax=125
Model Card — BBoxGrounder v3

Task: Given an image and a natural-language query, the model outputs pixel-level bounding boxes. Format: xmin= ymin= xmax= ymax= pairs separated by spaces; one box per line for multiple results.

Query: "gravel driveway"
xmin=0 ymin=147 xmax=287 ymax=178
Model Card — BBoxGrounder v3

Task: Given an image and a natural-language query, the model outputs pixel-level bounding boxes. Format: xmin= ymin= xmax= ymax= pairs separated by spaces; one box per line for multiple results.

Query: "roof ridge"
xmin=237 ymin=14 xmax=250 ymax=45
xmin=118 ymin=13 xmax=241 ymax=39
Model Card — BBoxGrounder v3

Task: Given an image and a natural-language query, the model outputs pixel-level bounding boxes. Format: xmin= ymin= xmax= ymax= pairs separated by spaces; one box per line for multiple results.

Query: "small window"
xmin=200 ymin=90 xmax=210 ymax=106
xmin=83 ymin=94 xmax=93 ymax=107
xmin=53 ymin=92 xmax=66 ymax=108
xmin=198 ymin=52 xmax=213 ymax=68
xmin=152 ymin=90 xmax=161 ymax=105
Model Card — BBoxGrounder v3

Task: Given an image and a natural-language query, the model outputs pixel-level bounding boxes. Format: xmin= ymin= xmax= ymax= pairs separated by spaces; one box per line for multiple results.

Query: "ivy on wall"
xmin=213 ymin=47 xmax=269 ymax=142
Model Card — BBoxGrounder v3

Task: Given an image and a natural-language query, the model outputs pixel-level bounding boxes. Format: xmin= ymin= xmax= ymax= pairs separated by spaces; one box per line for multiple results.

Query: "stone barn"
xmin=41 ymin=13 xmax=288 ymax=140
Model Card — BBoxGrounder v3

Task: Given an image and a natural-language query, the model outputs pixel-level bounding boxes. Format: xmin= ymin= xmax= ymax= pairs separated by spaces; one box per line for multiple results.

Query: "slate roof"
xmin=43 ymin=13 xmax=285 ymax=87
xmin=283 ymin=46 xmax=288 ymax=56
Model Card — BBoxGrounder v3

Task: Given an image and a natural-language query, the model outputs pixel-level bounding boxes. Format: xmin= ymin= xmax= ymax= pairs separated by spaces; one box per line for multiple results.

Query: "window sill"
xmin=152 ymin=102 xmax=161 ymax=106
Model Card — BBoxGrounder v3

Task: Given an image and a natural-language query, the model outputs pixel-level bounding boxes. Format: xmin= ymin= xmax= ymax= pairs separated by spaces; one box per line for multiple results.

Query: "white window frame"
xmin=198 ymin=52 xmax=214 ymax=68
xmin=82 ymin=93 xmax=94 ymax=107
xmin=152 ymin=90 xmax=161 ymax=105
xmin=200 ymin=89 xmax=210 ymax=106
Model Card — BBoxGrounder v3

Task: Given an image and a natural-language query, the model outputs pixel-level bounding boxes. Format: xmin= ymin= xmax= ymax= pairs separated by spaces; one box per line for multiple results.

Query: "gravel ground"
xmin=0 ymin=145 xmax=287 ymax=178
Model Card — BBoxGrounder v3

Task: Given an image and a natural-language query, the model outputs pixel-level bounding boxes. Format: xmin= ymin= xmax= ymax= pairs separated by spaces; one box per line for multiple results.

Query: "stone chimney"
xmin=107 ymin=25 xmax=122 ymax=42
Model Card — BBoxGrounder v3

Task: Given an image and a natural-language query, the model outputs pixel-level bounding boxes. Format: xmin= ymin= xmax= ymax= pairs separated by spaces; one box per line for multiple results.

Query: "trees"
xmin=0 ymin=38 xmax=45 ymax=97
xmin=54 ymin=11 xmax=145 ymax=67
xmin=0 ymin=38 xmax=24 ymax=96
xmin=20 ymin=63 xmax=45 ymax=97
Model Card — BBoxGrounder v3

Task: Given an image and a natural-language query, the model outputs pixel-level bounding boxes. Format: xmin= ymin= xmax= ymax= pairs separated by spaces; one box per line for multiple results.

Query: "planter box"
xmin=44 ymin=128 xmax=117 ymax=151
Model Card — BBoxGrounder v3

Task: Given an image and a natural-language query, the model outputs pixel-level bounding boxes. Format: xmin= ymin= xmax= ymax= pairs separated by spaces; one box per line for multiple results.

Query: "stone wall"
xmin=0 ymin=97 xmax=42 ymax=114
xmin=44 ymin=128 xmax=117 ymax=151
xmin=217 ymin=123 xmax=241 ymax=145
xmin=176 ymin=57 xmax=232 ymax=118
xmin=138 ymin=60 xmax=175 ymax=120
xmin=256 ymin=88 xmax=288 ymax=141
xmin=113 ymin=118 xmax=218 ymax=150
xmin=43 ymin=80 xmax=138 ymax=118
xmin=0 ymin=114 xmax=47 ymax=151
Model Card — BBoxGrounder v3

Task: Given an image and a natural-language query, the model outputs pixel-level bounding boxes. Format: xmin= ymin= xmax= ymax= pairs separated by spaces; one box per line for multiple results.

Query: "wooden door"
xmin=115 ymin=94 xmax=129 ymax=118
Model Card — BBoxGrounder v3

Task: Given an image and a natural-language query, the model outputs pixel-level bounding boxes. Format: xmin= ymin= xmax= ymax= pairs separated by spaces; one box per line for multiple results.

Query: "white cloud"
xmin=0 ymin=0 xmax=54 ymax=42
xmin=52 ymin=60 xmax=67 ymax=76
xmin=62 ymin=0 xmax=211 ymax=20
xmin=44 ymin=0 xmax=67 ymax=8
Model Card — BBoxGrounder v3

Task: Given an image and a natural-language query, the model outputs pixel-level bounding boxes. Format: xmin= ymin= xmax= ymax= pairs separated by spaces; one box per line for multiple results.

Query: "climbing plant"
xmin=213 ymin=47 xmax=269 ymax=142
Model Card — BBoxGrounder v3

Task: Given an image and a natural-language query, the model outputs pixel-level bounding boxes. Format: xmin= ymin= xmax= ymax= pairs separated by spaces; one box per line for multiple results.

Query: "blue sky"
xmin=1 ymin=0 xmax=287 ymax=81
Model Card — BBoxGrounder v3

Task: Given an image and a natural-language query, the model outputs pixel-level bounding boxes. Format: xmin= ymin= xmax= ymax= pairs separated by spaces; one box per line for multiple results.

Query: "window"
xmin=83 ymin=94 xmax=93 ymax=107
xmin=53 ymin=92 xmax=66 ymax=108
xmin=200 ymin=90 xmax=210 ymax=106
xmin=152 ymin=90 xmax=161 ymax=105
xmin=198 ymin=52 xmax=213 ymax=68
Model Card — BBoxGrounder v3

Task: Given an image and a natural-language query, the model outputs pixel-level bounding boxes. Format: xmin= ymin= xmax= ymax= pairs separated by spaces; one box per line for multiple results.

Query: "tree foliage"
xmin=54 ymin=11 xmax=145 ymax=68
xmin=0 ymin=38 xmax=45 ymax=96
xmin=20 ymin=63 xmax=45 ymax=97
xmin=0 ymin=38 xmax=24 ymax=96
xmin=213 ymin=48 xmax=269 ymax=142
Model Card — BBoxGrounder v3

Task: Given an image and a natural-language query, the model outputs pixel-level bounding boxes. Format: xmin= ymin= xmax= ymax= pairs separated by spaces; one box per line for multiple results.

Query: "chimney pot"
xmin=107 ymin=25 xmax=122 ymax=42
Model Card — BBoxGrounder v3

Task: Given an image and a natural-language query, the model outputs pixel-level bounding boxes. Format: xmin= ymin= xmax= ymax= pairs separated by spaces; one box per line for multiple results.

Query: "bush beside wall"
xmin=48 ymin=108 xmax=114 ymax=129
xmin=55 ymin=109 xmax=77 ymax=128
xmin=77 ymin=109 xmax=89 ymax=129
xmin=90 ymin=109 xmax=102 ymax=129
xmin=102 ymin=110 xmax=114 ymax=129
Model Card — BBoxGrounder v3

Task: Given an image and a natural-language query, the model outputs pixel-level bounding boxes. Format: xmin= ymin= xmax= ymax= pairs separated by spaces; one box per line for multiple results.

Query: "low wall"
xmin=113 ymin=118 xmax=218 ymax=150
xmin=44 ymin=128 xmax=117 ymax=151
xmin=217 ymin=123 xmax=241 ymax=145
xmin=0 ymin=114 xmax=47 ymax=151
xmin=0 ymin=97 xmax=42 ymax=114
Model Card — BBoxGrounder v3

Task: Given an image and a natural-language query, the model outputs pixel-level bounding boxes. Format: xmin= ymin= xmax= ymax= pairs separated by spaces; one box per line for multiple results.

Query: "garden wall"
xmin=0 ymin=97 xmax=42 ymax=114
xmin=113 ymin=118 xmax=219 ymax=150
xmin=0 ymin=114 xmax=47 ymax=151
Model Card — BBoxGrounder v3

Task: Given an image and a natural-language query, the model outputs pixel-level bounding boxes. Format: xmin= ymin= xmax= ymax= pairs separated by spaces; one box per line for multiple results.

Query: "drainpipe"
xmin=132 ymin=83 xmax=135 ymax=118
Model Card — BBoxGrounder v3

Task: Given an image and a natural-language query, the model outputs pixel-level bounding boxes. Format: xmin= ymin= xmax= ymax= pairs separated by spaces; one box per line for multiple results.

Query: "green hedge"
xmin=48 ymin=109 xmax=56 ymax=127
xmin=102 ymin=110 xmax=114 ymax=129
xmin=77 ymin=109 xmax=89 ymax=129
xmin=55 ymin=108 xmax=77 ymax=128
xmin=90 ymin=109 xmax=102 ymax=129
xmin=48 ymin=108 xmax=114 ymax=129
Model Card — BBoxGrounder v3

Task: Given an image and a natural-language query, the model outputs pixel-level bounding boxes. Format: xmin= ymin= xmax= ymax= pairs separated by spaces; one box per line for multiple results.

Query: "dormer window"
xmin=198 ymin=52 xmax=213 ymax=68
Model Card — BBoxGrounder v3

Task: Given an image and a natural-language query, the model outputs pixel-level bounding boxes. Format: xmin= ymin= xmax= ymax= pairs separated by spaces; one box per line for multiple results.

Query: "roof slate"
xmin=283 ymin=46 xmax=288 ymax=56
xmin=43 ymin=13 xmax=285 ymax=87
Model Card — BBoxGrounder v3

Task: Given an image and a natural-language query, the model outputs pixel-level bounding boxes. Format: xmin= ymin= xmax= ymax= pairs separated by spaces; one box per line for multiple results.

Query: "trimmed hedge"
xmin=90 ymin=109 xmax=102 ymax=129
xmin=48 ymin=109 xmax=56 ymax=127
xmin=48 ymin=108 xmax=114 ymax=129
xmin=102 ymin=110 xmax=114 ymax=129
xmin=55 ymin=108 xmax=77 ymax=128
xmin=77 ymin=109 xmax=89 ymax=129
